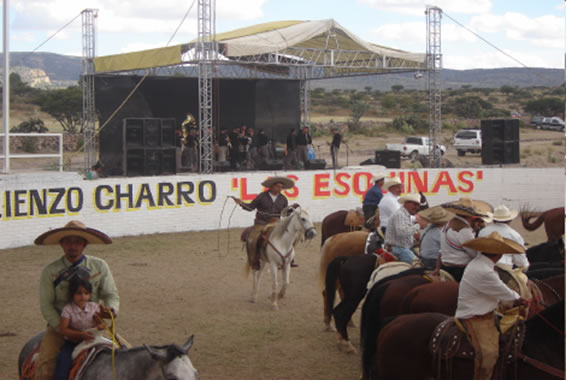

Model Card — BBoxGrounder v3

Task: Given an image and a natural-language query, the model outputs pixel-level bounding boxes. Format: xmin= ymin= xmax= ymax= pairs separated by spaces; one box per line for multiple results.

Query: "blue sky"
xmin=3 ymin=0 xmax=565 ymax=70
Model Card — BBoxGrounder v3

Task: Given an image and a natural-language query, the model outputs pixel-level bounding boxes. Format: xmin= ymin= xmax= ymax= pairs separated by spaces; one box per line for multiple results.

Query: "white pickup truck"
xmin=385 ymin=136 xmax=446 ymax=160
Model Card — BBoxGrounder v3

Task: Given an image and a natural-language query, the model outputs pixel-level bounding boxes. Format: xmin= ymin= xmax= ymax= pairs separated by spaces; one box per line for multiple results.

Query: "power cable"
xmin=441 ymin=10 xmax=529 ymax=68
xmin=30 ymin=12 xmax=82 ymax=53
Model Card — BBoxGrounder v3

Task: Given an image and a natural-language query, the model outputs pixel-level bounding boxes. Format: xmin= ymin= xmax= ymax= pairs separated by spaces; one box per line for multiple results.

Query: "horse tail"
xmin=319 ymin=235 xmax=336 ymax=289
xmin=521 ymin=211 xmax=546 ymax=232
xmin=325 ymin=256 xmax=348 ymax=321
xmin=360 ymin=281 xmax=390 ymax=379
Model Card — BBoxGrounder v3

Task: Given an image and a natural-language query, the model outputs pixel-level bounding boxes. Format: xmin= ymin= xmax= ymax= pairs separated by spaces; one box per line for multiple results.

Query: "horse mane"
xmin=270 ymin=209 xmax=297 ymax=241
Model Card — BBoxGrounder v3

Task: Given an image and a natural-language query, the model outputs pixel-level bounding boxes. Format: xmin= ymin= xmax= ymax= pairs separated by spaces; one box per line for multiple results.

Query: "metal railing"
xmin=0 ymin=133 xmax=64 ymax=172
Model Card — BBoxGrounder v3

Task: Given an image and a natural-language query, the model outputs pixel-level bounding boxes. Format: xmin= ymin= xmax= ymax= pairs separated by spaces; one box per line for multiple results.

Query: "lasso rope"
xmin=97 ymin=306 xmax=119 ymax=379
xmin=217 ymin=196 xmax=231 ymax=256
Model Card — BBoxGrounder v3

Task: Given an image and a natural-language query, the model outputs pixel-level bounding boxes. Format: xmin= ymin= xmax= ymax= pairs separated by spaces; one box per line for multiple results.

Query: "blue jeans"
xmin=54 ymin=340 xmax=77 ymax=379
xmin=391 ymin=246 xmax=417 ymax=264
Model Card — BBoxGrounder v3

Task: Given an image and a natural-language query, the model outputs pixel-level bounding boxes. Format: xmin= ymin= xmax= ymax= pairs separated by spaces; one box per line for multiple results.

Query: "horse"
xmin=521 ymin=207 xmax=565 ymax=242
xmin=19 ymin=332 xmax=198 ymax=379
xmin=320 ymin=209 xmax=367 ymax=246
xmin=526 ymin=239 xmax=564 ymax=266
xmin=324 ymin=254 xmax=378 ymax=353
xmin=246 ymin=206 xmax=316 ymax=310
xmin=319 ymin=230 xmax=369 ymax=327
xmin=372 ymin=301 xmax=565 ymax=379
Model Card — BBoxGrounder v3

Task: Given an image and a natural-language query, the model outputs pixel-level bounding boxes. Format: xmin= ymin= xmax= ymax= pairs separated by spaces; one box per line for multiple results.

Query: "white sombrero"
xmin=372 ymin=172 xmax=387 ymax=183
xmin=398 ymin=193 xmax=421 ymax=205
xmin=383 ymin=177 xmax=402 ymax=191
xmin=261 ymin=176 xmax=295 ymax=189
xmin=35 ymin=220 xmax=112 ymax=245
xmin=492 ymin=205 xmax=519 ymax=222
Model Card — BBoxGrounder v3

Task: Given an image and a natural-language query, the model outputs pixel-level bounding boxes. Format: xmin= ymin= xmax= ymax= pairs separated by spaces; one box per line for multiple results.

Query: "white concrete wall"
xmin=0 ymin=167 xmax=564 ymax=249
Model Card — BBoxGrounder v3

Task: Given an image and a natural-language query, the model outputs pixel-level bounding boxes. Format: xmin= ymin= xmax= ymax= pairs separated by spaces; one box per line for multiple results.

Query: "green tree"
xmin=391 ymin=84 xmax=404 ymax=92
xmin=10 ymin=117 xmax=48 ymax=133
xmin=35 ymin=86 xmax=83 ymax=134
xmin=346 ymin=100 xmax=370 ymax=131
xmin=524 ymin=97 xmax=565 ymax=117
xmin=381 ymin=95 xmax=397 ymax=110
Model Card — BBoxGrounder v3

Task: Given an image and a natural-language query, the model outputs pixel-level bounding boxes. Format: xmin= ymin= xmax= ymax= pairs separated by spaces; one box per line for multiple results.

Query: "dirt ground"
xmin=312 ymin=128 xmax=565 ymax=169
xmin=0 ymin=219 xmax=548 ymax=379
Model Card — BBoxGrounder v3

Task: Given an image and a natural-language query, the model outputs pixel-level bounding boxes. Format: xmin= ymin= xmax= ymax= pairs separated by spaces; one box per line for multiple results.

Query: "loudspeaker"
xmin=305 ymin=159 xmax=326 ymax=169
xmin=375 ymin=150 xmax=401 ymax=168
xmin=160 ymin=148 xmax=176 ymax=174
xmin=126 ymin=149 xmax=144 ymax=177
xmin=259 ymin=159 xmax=284 ymax=170
xmin=161 ymin=119 xmax=176 ymax=147
xmin=214 ymin=160 xmax=231 ymax=172
xmin=481 ymin=119 xmax=520 ymax=165
xmin=125 ymin=120 xmax=144 ymax=146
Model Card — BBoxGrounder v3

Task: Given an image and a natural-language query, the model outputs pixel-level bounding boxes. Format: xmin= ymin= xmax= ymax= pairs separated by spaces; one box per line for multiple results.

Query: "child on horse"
xmin=54 ymin=277 xmax=105 ymax=379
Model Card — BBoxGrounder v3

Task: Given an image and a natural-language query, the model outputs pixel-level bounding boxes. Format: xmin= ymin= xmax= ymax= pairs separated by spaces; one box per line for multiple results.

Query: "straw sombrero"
xmin=372 ymin=172 xmax=387 ymax=183
xmin=463 ymin=232 xmax=524 ymax=254
xmin=441 ymin=197 xmax=489 ymax=218
xmin=398 ymin=193 xmax=421 ymax=205
xmin=34 ymin=220 xmax=112 ymax=245
xmin=383 ymin=177 xmax=402 ymax=191
xmin=261 ymin=176 xmax=295 ymax=189
xmin=418 ymin=206 xmax=455 ymax=225
xmin=492 ymin=205 xmax=519 ymax=222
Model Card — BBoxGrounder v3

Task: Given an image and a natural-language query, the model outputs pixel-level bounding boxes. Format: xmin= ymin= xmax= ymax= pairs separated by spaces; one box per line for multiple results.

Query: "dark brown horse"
xmin=521 ymin=207 xmax=565 ymax=242
xmin=372 ymin=301 xmax=565 ymax=379
xmin=320 ymin=209 xmax=365 ymax=246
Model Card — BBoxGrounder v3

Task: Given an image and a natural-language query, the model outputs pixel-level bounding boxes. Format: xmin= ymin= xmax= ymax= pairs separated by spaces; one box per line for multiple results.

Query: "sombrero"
xmin=418 ymin=206 xmax=455 ymax=224
xmin=34 ymin=220 xmax=112 ymax=245
xmin=441 ymin=197 xmax=489 ymax=218
xmin=383 ymin=177 xmax=402 ymax=191
xmin=261 ymin=176 xmax=295 ymax=189
xmin=372 ymin=172 xmax=387 ymax=183
xmin=398 ymin=193 xmax=421 ymax=205
xmin=492 ymin=205 xmax=519 ymax=222
xmin=463 ymin=232 xmax=524 ymax=254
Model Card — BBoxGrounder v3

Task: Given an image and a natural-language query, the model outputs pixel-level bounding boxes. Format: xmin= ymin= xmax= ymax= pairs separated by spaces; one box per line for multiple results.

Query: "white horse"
xmin=247 ymin=206 xmax=317 ymax=310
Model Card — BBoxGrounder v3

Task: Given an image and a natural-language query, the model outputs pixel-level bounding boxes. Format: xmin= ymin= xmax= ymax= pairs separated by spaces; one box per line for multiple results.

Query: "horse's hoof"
xmin=324 ymin=324 xmax=336 ymax=332
xmin=278 ymin=292 xmax=286 ymax=299
xmin=337 ymin=340 xmax=358 ymax=354
xmin=249 ymin=298 xmax=256 ymax=303
xmin=272 ymin=304 xmax=279 ymax=311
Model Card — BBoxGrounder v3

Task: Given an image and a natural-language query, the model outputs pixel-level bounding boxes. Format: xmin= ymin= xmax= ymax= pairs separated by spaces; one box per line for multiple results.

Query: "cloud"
xmin=359 ymin=0 xmax=492 ymax=16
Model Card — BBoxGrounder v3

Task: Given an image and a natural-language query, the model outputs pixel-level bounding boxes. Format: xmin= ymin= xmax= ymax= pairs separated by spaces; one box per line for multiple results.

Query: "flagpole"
xmin=3 ymin=0 xmax=9 ymax=173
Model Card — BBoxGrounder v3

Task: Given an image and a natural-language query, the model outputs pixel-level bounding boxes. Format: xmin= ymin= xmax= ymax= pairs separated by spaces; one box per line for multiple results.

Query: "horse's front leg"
xmin=250 ymin=262 xmax=265 ymax=303
xmin=269 ymin=262 xmax=280 ymax=310
xmin=278 ymin=256 xmax=292 ymax=300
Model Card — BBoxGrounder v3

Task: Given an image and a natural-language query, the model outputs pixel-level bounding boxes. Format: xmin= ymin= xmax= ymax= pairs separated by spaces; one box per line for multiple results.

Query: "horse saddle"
xmin=344 ymin=209 xmax=364 ymax=228
xmin=429 ymin=317 xmax=526 ymax=365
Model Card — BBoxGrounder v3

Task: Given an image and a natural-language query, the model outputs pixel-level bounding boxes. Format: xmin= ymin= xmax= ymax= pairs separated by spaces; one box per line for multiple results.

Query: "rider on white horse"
xmin=234 ymin=176 xmax=298 ymax=269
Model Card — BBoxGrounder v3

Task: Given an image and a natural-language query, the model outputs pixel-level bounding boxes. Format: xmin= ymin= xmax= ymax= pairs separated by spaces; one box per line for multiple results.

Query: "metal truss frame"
xmin=81 ymin=8 xmax=98 ymax=172
xmin=426 ymin=6 xmax=442 ymax=168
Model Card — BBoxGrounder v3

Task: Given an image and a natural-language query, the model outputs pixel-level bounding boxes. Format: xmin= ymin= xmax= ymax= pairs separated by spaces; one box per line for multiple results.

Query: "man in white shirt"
xmin=478 ymin=205 xmax=529 ymax=271
xmin=385 ymin=193 xmax=427 ymax=264
xmin=378 ymin=177 xmax=402 ymax=234
xmin=457 ymin=232 xmax=526 ymax=380
xmin=439 ymin=197 xmax=490 ymax=281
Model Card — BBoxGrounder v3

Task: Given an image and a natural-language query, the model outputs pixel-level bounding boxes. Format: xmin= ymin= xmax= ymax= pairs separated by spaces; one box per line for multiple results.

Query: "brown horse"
xmin=521 ymin=207 xmax=565 ymax=242
xmin=372 ymin=302 xmax=565 ymax=379
xmin=320 ymin=209 xmax=367 ymax=246
xmin=319 ymin=230 xmax=369 ymax=330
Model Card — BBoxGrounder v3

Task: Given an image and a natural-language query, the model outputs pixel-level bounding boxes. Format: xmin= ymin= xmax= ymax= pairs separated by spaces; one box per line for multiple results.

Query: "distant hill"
xmin=0 ymin=52 xmax=564 ymax=91
xmin=311 ymin=67 xmax=565 ymax=91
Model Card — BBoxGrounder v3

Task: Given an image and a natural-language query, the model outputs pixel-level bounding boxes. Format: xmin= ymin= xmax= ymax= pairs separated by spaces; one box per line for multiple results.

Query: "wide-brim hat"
xmin=441 ymin=197 xmax=489 ymax=218
xmin=398 ymin=193 xmax=421 ymax=205
xmin=261 ymin=176 xmax=295 ymax=189
xmin=492 ymin=205 xmax=519 ymax=222
xmin=34 ymin=220 xmax=112 ymax=245
xmin=463 ymin=232 xmax=524 ymax=254
xmin=373 ymin=172 xmax=387 ymax=183
xmin=383 ymin=177 xmax=402 ymax=191
xmin=418 ymin=206 xmax=455 ymax=224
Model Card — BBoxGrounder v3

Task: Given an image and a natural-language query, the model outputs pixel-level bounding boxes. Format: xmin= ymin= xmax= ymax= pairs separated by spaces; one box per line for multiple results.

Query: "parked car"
xmin=385 ymin=136 xmax=446 ymax=160
xmin=530 ymin=115 xmax=544 ymax=127
xmin=538 ymin=117 xmax=565 ymax=131
xmin=453 ymin=129 xmax=481 ymax=156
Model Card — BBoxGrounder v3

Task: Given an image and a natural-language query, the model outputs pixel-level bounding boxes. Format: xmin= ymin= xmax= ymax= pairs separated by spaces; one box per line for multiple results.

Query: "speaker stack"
xmin=481 ymin=119 xmax=520 ymax=165
xmin=258 ymin=159 xmax=284 ymax=170
xmin=305 ymin=159 xmax=326 ymax=169
xmin=375 ymin=150 xmax=401 ymax=168
xmin=123 ymin=118 xmax=178 ymax=176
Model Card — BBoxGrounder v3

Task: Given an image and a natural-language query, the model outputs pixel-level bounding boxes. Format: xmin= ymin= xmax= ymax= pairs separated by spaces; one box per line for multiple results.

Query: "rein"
xmin=526 ymin=299 xmax=565 ymax=337
xmin=262 ymin=233 xmax=294 ymax=265
xmin=515 ymin=352 xmax=565 ymax=379
xmin=532 ymin=278 xmax=562 ymax=305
